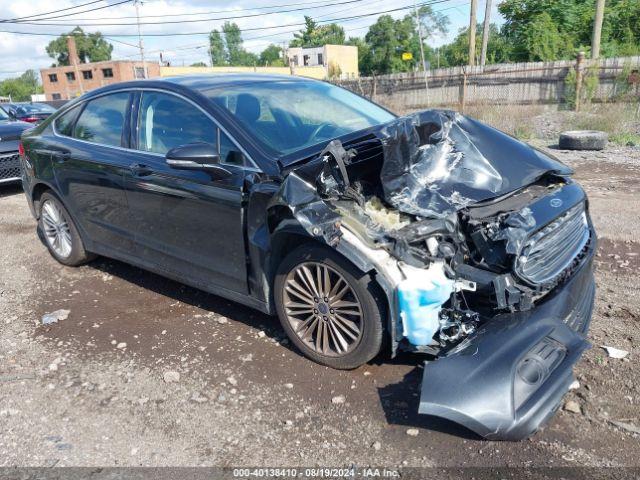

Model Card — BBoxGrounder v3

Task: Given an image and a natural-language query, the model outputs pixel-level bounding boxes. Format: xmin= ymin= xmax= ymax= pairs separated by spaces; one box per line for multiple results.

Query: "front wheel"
xmin=274 ymin=244 xmax=385 ymax=369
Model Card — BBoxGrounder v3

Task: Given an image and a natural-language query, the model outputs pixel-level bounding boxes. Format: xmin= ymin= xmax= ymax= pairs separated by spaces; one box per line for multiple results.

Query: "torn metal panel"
xmin=488 ymin=206 xmax=537 ymax=255
xmin=271 ymin=170 xmax=343 ymax=246
xmin=379 ymin=110 xmax=571 ymax=219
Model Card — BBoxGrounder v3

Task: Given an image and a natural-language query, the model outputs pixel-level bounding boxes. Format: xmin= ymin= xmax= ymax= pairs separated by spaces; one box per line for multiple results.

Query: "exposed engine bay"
xmin=272 ymin=109 xmax=593 ymax=356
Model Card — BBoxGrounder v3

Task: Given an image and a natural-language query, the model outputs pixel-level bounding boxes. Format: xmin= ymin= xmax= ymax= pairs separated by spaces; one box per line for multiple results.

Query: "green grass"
xmin=609 ymin=132 xmax=640 ymax=146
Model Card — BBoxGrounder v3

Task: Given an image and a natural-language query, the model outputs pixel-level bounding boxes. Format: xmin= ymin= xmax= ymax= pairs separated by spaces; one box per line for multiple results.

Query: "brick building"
xmin=40 ymin=37 xmax=160 ymax=101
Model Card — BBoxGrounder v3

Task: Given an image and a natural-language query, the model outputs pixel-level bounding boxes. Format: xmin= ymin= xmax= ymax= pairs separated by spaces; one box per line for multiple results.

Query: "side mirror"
xmin=165 ymin=142 xmax=221 ymax=170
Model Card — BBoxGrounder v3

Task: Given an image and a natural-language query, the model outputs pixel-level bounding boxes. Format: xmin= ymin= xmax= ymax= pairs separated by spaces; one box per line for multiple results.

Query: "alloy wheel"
xmin=41 ymin=200 xmax=73 ymax=259
xmin=283 ymin=261 xmax=363 ymax=357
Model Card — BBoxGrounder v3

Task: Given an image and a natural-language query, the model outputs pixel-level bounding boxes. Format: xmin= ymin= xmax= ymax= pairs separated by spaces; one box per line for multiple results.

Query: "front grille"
xmin=515 ymin=203 xmax=590 ymax=285
xmin=0 ymin=152 xmax=21 ymax=181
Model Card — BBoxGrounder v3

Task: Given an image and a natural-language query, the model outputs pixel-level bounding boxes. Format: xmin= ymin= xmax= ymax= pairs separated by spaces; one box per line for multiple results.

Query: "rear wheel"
xmin=38 ymin=192 xmax=94 ymax=266
xmin=274 ymin=244 xmax=384 ymax=369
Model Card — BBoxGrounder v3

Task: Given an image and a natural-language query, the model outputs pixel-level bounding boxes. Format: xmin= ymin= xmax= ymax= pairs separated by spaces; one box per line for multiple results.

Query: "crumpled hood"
xmin=379 ymin=110 xmax=572 ymax=218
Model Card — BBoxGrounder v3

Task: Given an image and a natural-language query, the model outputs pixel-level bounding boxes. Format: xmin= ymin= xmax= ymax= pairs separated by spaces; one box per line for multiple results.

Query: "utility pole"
xmin=414 ymin=2 xmax=429 ymax=94
xmin=591 ymin=0 xmax=606 ymax=60
xmin=468 ymin=0 xmax=477 ymax=66
xmin=480 ymin=0 xmax=492 ymax=67
xmin=134 ymin=0 xmax=147 ymax=78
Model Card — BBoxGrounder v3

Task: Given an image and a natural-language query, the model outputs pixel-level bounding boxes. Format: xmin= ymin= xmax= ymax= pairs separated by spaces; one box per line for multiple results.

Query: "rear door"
xmin=51 ymin=91 xmax=135 ymax=254
xmin=123 ymin=89 xmax=250 ymax=295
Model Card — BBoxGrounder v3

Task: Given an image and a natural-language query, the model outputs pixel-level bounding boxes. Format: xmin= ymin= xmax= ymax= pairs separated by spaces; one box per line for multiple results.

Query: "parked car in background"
xmin=19 ymin=75 xmax=596 ymax=441
xmin=0 ymin=106 xmax=32 ymax=184
xmin=0 ymin=102 xmax=56 ymax=124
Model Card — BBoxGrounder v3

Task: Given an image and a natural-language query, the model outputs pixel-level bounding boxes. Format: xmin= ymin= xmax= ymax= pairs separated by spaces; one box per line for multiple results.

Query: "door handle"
xmin=53 ymin=150 xmax=71 ymax=163
xmin=129 ymin=162 xmax=153 ymax=176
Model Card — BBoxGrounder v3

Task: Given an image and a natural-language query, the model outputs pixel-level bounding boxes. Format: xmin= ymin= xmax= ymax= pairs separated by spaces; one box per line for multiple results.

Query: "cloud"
xmin=0 ymin=0 xmax=503 ymax=80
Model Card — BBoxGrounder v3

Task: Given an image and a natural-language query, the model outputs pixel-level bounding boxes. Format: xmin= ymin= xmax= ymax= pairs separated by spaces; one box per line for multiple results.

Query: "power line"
xmin=0 ymin=0 xmax=454 ymax=37
xmin=12 ymin=0 xmax=352 ymax=23
xmin=1 ymin=0 xmax=133 ymax=24
xmin=7 ymin=0 xmax=373 ymax=27
xmin=0 ymin=0 xmax=106 ymax=23
xmin=129 ymin=1 xmax=466 ymax=61
xmin=116 ymin=0 xmax=393 ymax=58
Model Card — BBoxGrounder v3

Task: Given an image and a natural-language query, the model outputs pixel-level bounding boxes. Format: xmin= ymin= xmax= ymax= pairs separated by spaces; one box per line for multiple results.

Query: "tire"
xmin=274 ymin=244 xmax=385 ymax=369
xmin=559 ymin=130 xmax=608 ymax=151
xmin=38 ymin=192 xmax=95 ymax=266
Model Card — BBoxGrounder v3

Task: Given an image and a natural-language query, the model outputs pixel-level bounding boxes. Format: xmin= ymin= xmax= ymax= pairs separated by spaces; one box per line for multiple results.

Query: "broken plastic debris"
xmin=41 ymin=309 xmax=70 ymax=325
xmin=602 ymin=346 xmax=629 ymax=359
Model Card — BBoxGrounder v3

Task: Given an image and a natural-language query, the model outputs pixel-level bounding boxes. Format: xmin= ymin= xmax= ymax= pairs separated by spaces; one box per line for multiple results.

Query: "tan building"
xmin=286 ymin=45 xmax=359 ymax=79
xmin=40 ymin=37 xmax=160 ymax=101
xmin=160 ymin=45 xmax=359 ymax=81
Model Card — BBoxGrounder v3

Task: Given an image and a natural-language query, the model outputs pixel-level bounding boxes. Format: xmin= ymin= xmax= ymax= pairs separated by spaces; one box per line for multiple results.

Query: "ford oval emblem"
xmin=550 ymin=198 xmax=563 ymax=208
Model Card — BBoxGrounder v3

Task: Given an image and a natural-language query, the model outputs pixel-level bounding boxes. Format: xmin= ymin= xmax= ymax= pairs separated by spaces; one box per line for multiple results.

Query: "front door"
xmin=123 ymin=90 xmax=249 ymax=295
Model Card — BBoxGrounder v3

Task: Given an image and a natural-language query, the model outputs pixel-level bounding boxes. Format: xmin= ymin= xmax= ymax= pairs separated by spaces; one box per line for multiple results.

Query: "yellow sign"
xmin=402 ymin=52 xmax=413 ymax=61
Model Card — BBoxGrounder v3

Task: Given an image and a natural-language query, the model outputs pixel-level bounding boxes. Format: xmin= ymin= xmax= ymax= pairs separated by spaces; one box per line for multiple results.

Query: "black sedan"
xmin=0 ymin=106 xmax=32 ymax=184
xmin=1 ymin=102 xmax=56 ymax=124
xmin=20 ymin=75 xmax=596 ymax=440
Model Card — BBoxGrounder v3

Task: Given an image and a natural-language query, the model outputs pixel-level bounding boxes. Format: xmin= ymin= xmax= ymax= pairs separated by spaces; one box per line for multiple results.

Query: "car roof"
xmin=90 ymin=73 xmax=322 ymax=97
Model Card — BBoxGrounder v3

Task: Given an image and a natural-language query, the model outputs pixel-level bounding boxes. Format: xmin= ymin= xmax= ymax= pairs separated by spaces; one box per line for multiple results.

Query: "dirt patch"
xmin=1 ymin=144 xmax=640 ymax=468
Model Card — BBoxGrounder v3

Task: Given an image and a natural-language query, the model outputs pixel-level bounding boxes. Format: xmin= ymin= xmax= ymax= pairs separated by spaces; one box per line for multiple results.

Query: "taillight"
xmin=23 ymin=117 xmax=39 ymax=123
xmin=18 ymin=142 xmax=25 ymax=157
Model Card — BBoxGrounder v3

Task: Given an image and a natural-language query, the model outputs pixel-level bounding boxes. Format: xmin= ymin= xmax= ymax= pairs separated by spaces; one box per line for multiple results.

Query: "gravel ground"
xmin=0 ymin=144 xmax=639 ymax=468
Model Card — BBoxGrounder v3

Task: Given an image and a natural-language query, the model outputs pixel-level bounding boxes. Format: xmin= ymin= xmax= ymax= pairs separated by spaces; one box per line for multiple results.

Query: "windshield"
xmin=16 ymin=103 xmax=55 ymax=114
xmin=0 ymin=107 xmax=9 ymax=120
xmin=206 ymin=80 xmax=395 ymax=155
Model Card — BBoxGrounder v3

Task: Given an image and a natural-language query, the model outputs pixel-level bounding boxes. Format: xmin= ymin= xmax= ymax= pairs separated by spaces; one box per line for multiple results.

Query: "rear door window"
xmin=73 ymin=92 xmax=130 ymax=147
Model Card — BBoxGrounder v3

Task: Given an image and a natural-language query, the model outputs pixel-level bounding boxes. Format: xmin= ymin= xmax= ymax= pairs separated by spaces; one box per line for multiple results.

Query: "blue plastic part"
xmin=397 ymin=265 xmax=454 ymax=346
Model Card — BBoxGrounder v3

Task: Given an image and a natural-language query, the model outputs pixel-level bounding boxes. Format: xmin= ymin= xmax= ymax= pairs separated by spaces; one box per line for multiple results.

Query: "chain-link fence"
xmin=335 ymin=56 xmax=640 ymax=141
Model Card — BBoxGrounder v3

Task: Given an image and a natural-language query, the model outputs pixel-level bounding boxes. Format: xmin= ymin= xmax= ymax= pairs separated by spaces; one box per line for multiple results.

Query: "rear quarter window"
xmin=54 ymin=107 xmax=80 ymax=137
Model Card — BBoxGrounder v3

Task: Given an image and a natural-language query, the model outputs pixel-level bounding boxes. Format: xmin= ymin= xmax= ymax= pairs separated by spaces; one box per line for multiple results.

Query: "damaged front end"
xmin=269 ymin=109 xmax=596 ymax=440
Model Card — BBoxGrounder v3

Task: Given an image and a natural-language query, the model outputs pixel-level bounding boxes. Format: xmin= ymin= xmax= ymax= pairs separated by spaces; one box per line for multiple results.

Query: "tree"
xmin=524 ymin=12 xmax=569 ymax=61
xmin=208 ymin=23 xmax=258 ymax=66
xmin=223 ymin=22 xmax=245 ymax=65
xmin=259 ymin=44 xmax=284 ymax=66
xmin=190 ymin=62 xmax=207 ymax=67
xmin=290 ymin=16 xmax=345 ymax=47
xmin=346 ymin=37 xmax=373 ymax=75
xmin=45 ymin=27 xmax=113 ymax=65
xmin=414 ymin=4 xmax=450 ymax=59
xmin=354 ymin=7 xmax=449 ymax=75
xmin=208 ymin=30 xmax=226 ymax=66
xmin=0 ymin=70 xmax=43 ymax=101
xmin=437 ymin=23 xmax=511 ymax=66
xmin=364 ymin=15 xmax=402 ymax=74
xmin=498 ymin=0 xmax=640 ymax=61
xmin=291 ymin=17 xmax=319 ymax=47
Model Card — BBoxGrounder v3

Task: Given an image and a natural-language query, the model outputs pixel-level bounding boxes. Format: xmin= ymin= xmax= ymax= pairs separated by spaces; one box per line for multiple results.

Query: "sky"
xmin=0 ymin=0 xmax=503 ymax=80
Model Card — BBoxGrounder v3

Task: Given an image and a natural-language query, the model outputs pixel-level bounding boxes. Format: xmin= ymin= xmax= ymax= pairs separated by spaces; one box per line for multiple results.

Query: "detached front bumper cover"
xmin=419 ymin=250 xmax=595 ymax=440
